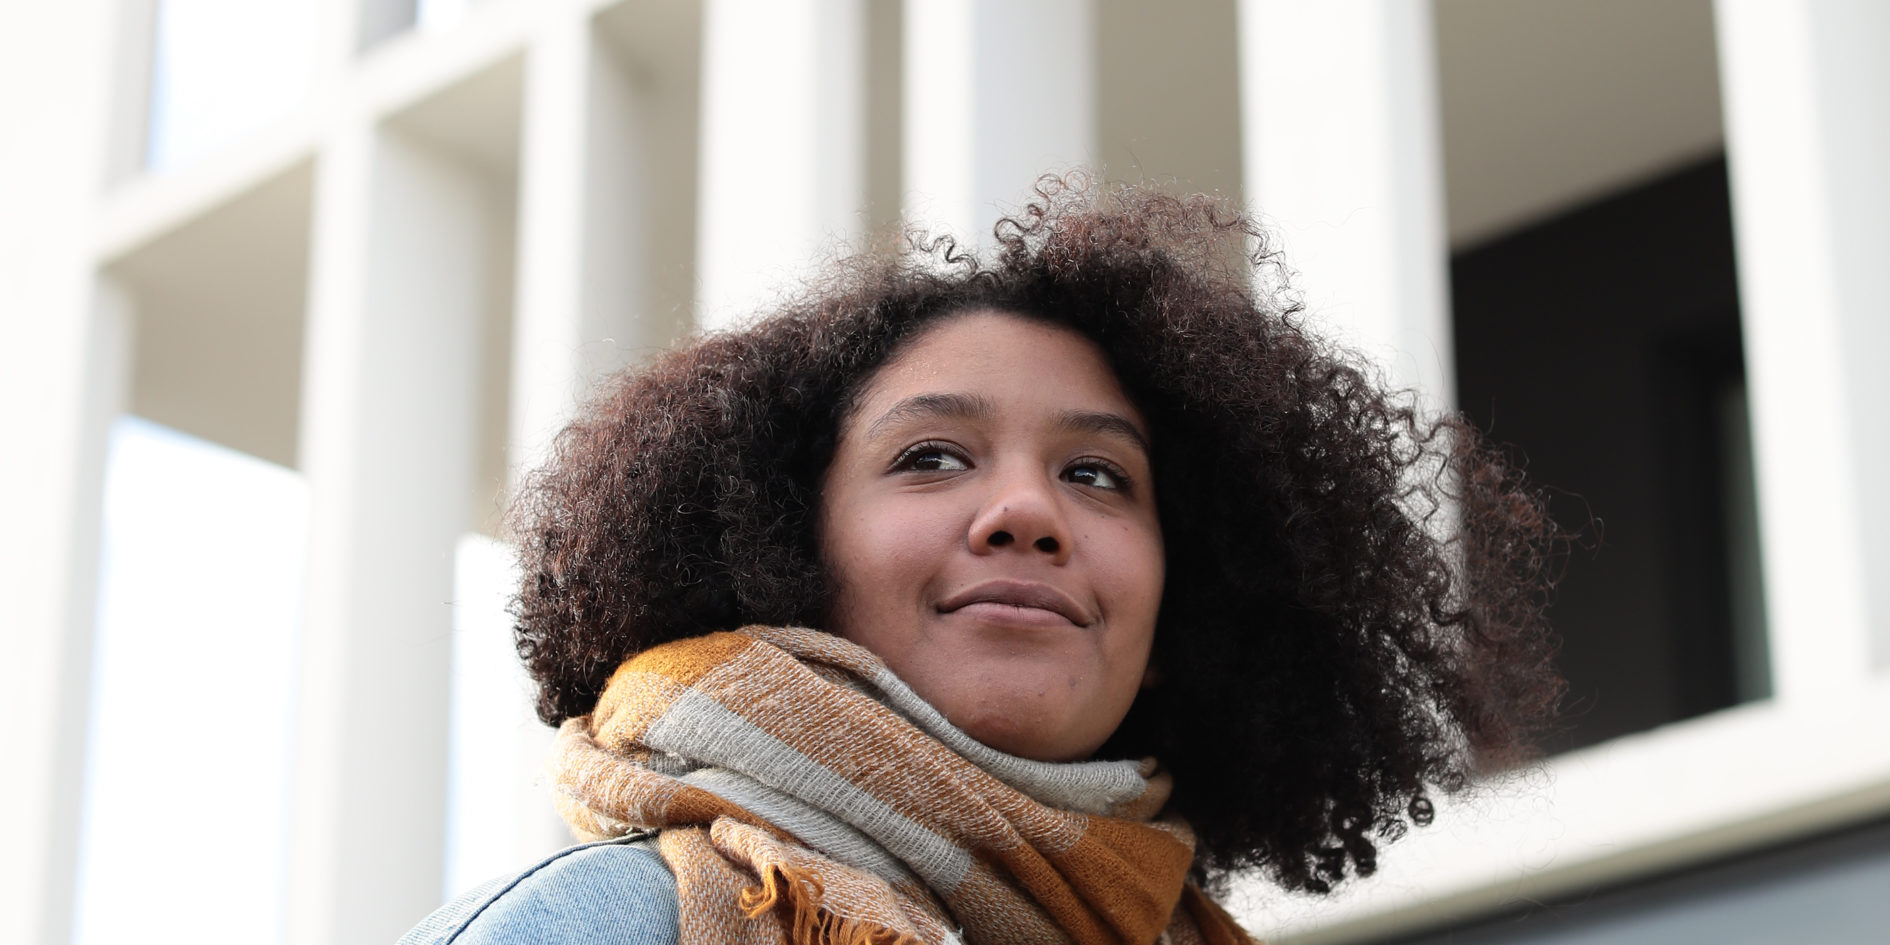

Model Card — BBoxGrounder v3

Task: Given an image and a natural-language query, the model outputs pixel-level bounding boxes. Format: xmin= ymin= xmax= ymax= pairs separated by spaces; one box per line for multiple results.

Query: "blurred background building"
xmin=3 ymin=1 xmax=1886 ymax=943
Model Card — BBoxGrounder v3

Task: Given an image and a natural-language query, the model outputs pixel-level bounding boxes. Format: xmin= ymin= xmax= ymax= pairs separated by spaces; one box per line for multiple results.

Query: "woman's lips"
xmin=937 ymin=580 xmax=1092 ymax=627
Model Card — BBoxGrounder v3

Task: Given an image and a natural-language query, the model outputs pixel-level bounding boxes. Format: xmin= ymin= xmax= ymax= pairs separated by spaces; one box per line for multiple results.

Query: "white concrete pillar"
xmin=0 ymin=287 xmax=131 ymax=945
xmin=903 ymin=0 xmax=1096 ymax=245
xmin=1714 ymin=0 xmax=1888 ymax=697
xmin=511 ymin=11 xmax=655 ymax=468
xmin=286 ymin=122 xmax=491 ymax=943
xmin=696 ymin=0 xmax=866 ymax=329
xmin=315 ymin=2 xmax=365 ymax=91
xmin=0 ymin=3 xmax=137 ymax=943
xmin=455 ymin=11 xmax=657 ymax=889
xmin=103 ymin=0 xmax=156 ymax=186
xmin=1236 ymin=0 xmax=1453 ymax=404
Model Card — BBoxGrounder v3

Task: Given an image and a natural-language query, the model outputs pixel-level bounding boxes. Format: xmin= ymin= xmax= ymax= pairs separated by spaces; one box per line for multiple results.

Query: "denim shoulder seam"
xmin=436 ymin=829 xmax=660 ymax=945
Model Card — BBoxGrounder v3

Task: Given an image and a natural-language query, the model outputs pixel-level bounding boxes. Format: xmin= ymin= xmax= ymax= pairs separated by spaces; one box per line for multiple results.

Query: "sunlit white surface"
xmin=147 ymin=0 xmax=317 ymax=172
xmin=444 ymin=533 xmax=564 ymax=898
xmin=72 ymin=417 xmax=307 ymax=945
xmin=419 ymin=0 xmax=476 ymax=33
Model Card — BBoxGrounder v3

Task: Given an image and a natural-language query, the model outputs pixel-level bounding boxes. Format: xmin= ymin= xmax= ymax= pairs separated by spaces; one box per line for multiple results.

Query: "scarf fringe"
xmin=741 ymin=863 xmax=920 ymax=945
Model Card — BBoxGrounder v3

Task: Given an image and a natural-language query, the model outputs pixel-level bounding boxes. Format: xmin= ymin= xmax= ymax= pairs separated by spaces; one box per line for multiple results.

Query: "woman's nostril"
xmin=1034 ymin=536 xmax=1059 ymax=554
xmin=988 ymin=530 xmax=1014 ymax=547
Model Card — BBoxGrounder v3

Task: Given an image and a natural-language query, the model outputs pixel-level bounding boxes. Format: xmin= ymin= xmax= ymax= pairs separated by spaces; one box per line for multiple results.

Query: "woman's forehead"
xmin=844 ymin=311 xmax=1149 ymax=439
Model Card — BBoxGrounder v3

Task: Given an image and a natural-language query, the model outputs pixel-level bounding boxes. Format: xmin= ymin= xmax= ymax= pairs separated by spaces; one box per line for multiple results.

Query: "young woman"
xmin=400 ymin=179 xmax=1564 ymax=944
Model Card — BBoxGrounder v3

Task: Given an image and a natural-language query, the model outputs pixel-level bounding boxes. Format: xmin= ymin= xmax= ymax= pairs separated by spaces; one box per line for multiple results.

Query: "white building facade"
xmin=2 ymin=1 xmax=1886 ymax=943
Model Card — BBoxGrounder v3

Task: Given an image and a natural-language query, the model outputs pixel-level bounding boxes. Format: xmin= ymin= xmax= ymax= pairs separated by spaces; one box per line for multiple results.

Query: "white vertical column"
xmin=696 ymin=0 xmax=865 ymax=330
xmin=0 ymin=2 xmax=135 ymax=944
xmin=314 ymin=1 xmax=364 ymax=92
xmin=903 ymin=0 xmax=1096 ymax=245
xmin=470 ymin=10 xmax=649 ymax=882
xmin=512 ymin=11 xmax=651 ymax=468
xmin=0 ymin=288 xmax=130 ymax=945
xmin=1714 ymin=0 xmax=1884 ymax=697
xmin=512 ymin=11 xmax=602 ymax=466
xmin=1236 ymin=1 xmax=1453 ymax=404
xmin=102 ymin=0 xmax=156 ymax=185
xmin=287 ymin=122 xmax=489 ymax=943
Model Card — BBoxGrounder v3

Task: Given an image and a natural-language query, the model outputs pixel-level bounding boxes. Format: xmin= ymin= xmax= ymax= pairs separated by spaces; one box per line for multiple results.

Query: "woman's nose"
xmin=968 ymin=469 xmax=1072 ymax=563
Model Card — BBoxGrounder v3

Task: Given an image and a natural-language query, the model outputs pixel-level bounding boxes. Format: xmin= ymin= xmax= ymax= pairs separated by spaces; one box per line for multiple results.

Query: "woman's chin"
xmin=884 ymin=646 xmax=1141 ymax=762
xmin=941 ymin=691 xmax=1114 ymax=763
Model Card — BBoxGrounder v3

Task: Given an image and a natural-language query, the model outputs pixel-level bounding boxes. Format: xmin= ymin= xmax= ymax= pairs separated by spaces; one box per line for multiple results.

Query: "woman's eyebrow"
xmin=1054 ymin=410 xmax=1151 ymax=454
xmin=863 ymin=392 xmax=993 ymax=440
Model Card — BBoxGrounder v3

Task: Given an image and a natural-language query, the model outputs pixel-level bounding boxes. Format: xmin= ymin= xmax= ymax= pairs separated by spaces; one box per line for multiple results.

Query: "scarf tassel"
xmin=740 ymin=863 xmax=919 ymax=945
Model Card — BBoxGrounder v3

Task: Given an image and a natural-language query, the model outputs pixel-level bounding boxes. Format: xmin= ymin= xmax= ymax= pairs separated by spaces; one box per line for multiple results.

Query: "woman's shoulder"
xmin=397 ymin=833 xmax=679 ymax=945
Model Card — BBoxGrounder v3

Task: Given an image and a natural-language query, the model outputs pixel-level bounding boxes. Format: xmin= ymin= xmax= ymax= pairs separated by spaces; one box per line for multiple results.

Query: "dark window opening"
xmin=1451 ymin=155 xmax=1768 ymax=752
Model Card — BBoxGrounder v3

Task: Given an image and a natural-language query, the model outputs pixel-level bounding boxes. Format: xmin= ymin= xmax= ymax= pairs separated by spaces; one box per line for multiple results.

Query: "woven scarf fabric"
xmin=551 ymin=626 xmax=1256 ymax=945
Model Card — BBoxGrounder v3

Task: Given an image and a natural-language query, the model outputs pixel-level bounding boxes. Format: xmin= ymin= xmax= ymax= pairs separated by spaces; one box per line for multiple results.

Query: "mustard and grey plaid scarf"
xmin=552 ymin=626 xmax=1256 ymax=945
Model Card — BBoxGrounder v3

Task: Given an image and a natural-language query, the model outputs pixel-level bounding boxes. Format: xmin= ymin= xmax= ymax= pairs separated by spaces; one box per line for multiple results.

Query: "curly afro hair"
xmin=510 ymin=176 xmax=1566 ymax=893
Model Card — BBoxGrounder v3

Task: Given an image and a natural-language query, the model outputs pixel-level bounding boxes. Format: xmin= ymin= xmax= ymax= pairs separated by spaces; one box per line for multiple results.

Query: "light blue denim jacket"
xmin=398 ymin=834 xmax=679 ymax=944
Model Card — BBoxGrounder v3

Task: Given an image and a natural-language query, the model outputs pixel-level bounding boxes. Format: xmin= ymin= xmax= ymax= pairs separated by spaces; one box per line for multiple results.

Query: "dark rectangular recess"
xmin=1450 ymin=155 xmax=1760 ymax=752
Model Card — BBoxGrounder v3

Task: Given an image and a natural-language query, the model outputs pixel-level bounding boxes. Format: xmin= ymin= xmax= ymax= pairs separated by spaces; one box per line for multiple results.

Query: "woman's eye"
xmin=896 ymin=444 xmax=969 ymax=473
xmin=1065 ymin=462 xmax=1127 ymax=490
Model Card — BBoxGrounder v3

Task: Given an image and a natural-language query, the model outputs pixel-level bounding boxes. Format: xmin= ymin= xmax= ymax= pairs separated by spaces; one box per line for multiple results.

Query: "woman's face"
xmin=819 ymin=310 xmax=1165 ymax=761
